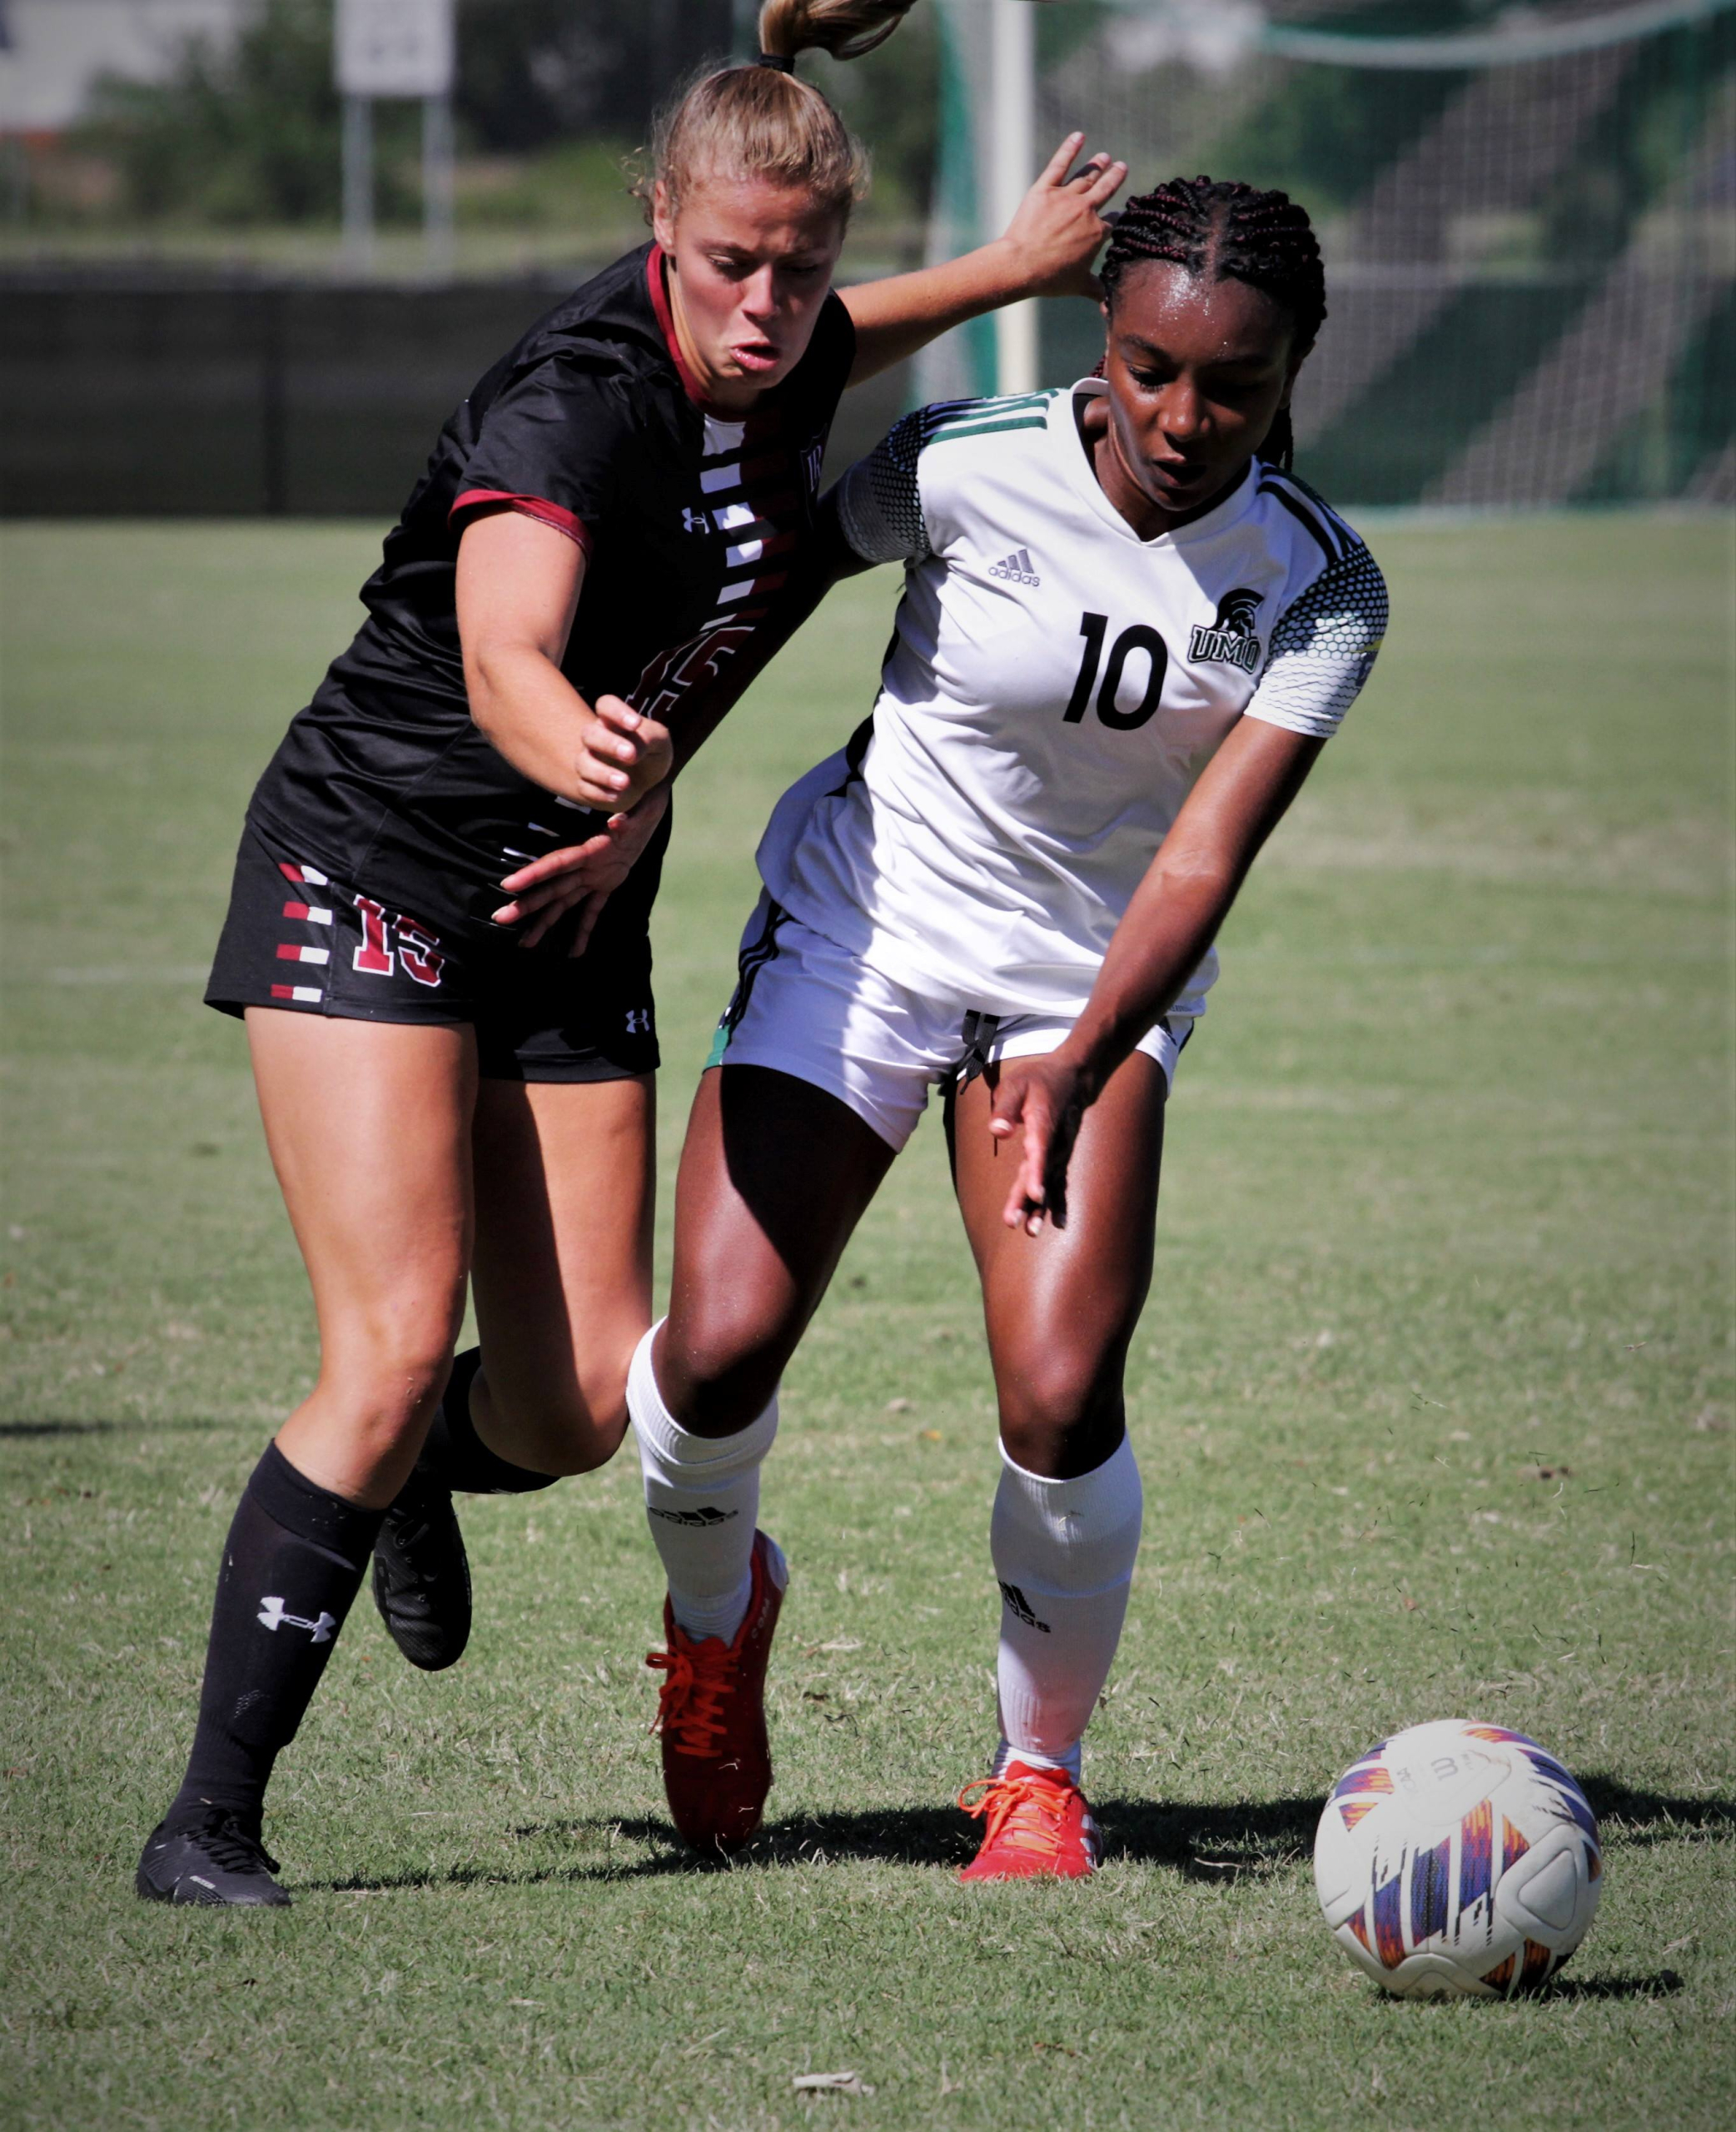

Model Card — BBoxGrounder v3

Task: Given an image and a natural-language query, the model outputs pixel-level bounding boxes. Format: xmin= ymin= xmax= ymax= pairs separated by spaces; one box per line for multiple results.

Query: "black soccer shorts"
xmin=206 ymin=823 xmax=659 ymax=1082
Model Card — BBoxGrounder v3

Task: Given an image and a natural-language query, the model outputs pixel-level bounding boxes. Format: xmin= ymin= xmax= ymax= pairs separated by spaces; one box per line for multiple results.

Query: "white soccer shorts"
xmin=707 ymin=893 xmax=1193 ymax=1152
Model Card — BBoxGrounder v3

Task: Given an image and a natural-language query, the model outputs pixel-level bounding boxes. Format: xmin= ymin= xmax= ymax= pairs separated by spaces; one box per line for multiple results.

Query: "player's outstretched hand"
xmin=571 ymin=694 xmax=673 ymax=811
xmin=995 ymin=133 xmax=1127 ymax=302
xmin=492 ymin=782 xmax=671 ymax=954
xmin=987 ymin=1052 xmax=1088 ymax=1236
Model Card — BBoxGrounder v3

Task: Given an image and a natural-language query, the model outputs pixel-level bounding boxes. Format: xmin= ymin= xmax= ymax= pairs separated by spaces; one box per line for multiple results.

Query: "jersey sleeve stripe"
xmin=918 ymin=392 xmax=1053 ymax=440
xmin=1257 ymin=473 xmax=1343 ymax=565
xmin=922 ymin=416 xmax=1048 ymax=446
xmin=449 ymin=488 xmax=592 ymax=552
xmin=1279 ymin=466 xmax=1358 ymax=553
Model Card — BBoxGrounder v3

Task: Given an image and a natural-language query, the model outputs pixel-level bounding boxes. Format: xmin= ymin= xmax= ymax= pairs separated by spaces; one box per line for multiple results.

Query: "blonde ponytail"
xmin=648 ymin=1 xmax=923 ymax=223
xmin=756 ymin=0 xmax=921 ymax=62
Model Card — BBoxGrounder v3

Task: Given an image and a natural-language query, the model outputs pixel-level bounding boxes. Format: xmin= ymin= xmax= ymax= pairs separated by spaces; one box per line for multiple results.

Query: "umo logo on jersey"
xmin=1188 ymin=586 xmax=1263 ymax=674
xmin=989 ymin=547 xmax=1041 ymax=587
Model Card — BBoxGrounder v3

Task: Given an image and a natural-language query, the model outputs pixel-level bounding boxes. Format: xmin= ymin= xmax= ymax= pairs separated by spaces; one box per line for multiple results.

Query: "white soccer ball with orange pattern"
xmin=1314 ymin=1720 xmax=1603 ymax=1997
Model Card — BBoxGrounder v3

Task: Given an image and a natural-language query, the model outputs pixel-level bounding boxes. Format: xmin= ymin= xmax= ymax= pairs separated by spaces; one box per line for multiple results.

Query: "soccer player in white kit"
xmin=624 ymin=177 xmax=1390 ymax=1875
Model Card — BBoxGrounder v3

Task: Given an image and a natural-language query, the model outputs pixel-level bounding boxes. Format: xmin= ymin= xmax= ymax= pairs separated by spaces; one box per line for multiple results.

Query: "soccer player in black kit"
xmin=136 ymin=0 xmax=1127 ymax=1905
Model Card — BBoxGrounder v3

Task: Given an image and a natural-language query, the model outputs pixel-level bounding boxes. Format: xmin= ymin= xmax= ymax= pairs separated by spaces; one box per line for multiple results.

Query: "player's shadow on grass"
xmin=1578 ymin=1774 xmax=1736 ymax=1846
xmin=0 ymin=1420 xmax=122 ymax=1437
xmin=0 ymin=1417 xmax=236 ymax=1437
xmin=710 ymin=1772 xmax=1736 ymax=1880
xmin=470 ymin=1801 xmax=1327 ymax=1880
xmin=311 ymin=1773 xmax=1736 ymax=1894
xmin=1096 ymin=1795 xmax=1323 ymax=1880
xmin=333 ymin=1796 xmax=1334 ymax=1884
xmin=1533 ymin=1970 xmax=1684 ymax=2001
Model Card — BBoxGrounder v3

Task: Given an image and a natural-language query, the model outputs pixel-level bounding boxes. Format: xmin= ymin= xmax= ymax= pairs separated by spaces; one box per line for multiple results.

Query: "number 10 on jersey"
xmin=1063 ymin=613 xmax=1169 ymax=732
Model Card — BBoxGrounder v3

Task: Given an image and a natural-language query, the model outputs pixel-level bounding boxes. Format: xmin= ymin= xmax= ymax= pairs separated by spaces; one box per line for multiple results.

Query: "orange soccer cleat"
xmin=957 ymin=1761 xmax=1101 ymax=1881
xmin=645 ymin=1530 xmax=787 ymax=1855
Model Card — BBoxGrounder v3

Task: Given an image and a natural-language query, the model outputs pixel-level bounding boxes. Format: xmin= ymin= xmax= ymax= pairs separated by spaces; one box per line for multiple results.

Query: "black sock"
xmin=417 ymin=1347 xmax=557 ymax=1496
xmin=167 ymin=1442 xmax=384 ymax=1833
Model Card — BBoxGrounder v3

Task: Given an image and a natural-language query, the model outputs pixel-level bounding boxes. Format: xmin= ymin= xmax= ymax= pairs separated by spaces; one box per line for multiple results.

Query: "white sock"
xmin=629 ymin=1322 xmax=777 ymax=1645
xmin=989 ymin=1433 xmax=1143 ymax=1784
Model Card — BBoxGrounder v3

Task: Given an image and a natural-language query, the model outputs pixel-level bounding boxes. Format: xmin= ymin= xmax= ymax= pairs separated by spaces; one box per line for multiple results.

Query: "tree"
xmin=74 ymin=0 xmax=743 ymax=225
xmin=77 ymin=0 xmax=412 ymax=224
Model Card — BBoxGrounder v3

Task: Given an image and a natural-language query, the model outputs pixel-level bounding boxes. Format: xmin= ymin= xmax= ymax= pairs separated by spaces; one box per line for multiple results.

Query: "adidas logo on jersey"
xmin=988 ymin=547 xmax=1041 ymax=587
xmin=1187 ymin=585 xmax=1263 ymax=675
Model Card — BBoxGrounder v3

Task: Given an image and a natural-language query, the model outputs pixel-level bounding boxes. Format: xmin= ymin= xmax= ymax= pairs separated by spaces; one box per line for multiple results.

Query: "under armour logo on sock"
xmin=257 ymin=1596 xmax=336 ymax=1642
xmin=998 ymin=1581 xmax=1051 ymax=1633
xmin=650 ymin=1505 xmax=739 ymax=1527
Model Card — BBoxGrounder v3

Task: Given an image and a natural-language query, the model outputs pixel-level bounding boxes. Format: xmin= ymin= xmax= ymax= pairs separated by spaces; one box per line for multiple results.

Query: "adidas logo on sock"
xmin=997 ymin=1580 xmax=1052 ymax=1633
xmin=649 ymin=1505 xmax=739 ymax=1527
xmin=988 ymin=547 xmax=1040 ymax=587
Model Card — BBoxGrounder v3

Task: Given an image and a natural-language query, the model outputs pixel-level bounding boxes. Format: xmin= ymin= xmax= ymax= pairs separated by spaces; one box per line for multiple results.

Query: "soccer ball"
xmin=1314 ymin=1720 xmax=1603 ymax=1997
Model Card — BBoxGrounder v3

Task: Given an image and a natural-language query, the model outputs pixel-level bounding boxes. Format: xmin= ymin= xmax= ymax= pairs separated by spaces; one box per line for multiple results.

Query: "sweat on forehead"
xmin=1112 ymin=262 xmax=1292 ymax=342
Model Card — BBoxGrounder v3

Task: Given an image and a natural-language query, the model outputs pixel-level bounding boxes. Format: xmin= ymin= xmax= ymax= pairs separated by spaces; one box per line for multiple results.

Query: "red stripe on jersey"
xmin=269 ymin=983 xmax=297 ymax=999
xmin=281 ymin=901 xmax=311 ymax=921
xmin=646 ymin=247 xmax=740 ymax=417
xmin=450 ymin=490 xmax=591 ymax=552
xmin=277 ymin=862 xmax=306 ymax=884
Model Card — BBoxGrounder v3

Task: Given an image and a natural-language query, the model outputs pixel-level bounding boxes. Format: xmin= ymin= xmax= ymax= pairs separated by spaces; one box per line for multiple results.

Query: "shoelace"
xmin=957 ymin=1771 xmax=1070 ymax=1861
xmin=645 ymin=1642 xmax=735 ymax=1758
xmin=187 ymin=1810 xmax=281 ymax=1877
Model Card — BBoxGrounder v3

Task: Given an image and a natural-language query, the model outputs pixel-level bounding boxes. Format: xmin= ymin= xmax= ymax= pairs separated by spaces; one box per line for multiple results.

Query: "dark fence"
xmin=7 ymin=270 xmax=1729 ymax=516
xmin=0 ymin=273 xmax=913 ymax=519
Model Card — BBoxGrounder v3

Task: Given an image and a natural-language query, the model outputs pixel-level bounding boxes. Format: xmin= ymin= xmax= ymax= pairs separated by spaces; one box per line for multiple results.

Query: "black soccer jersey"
xmin=247 ymin=242 xmax=856 ymax=941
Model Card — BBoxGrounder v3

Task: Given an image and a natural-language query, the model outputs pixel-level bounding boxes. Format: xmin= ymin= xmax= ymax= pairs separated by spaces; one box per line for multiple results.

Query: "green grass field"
xmin=2 ymin=515 xmax=1732 ymax=2130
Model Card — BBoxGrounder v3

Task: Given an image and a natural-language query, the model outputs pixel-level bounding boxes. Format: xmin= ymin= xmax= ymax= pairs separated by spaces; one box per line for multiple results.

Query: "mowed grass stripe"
xmin=0 ymin=516 xmax=1731 ymax=2130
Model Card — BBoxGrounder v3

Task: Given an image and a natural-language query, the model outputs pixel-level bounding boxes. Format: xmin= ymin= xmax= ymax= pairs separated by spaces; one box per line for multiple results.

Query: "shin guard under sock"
xmin=419 ymin=1347 xmax=557 ymax=1496
xmin=168 ymin=1442 xmax=384 ymax=1831
xmin=629 ymin=1323 xmax=776 ymax=1644
xmin=989 ymin=1433 xmax=1143 ymax=1780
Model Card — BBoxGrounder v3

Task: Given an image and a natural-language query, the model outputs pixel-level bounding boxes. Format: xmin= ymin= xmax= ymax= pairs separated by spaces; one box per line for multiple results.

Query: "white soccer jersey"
xmin=756 ymin=382 xmax=1387 ymax=1021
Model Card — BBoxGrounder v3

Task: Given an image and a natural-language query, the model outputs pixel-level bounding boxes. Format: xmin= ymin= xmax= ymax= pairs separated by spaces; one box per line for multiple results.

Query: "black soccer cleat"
xmin=371 ymin=1463 xmax=472 ymax=1671
xmin=136 ymin=1808 xmax=291 ymax=1907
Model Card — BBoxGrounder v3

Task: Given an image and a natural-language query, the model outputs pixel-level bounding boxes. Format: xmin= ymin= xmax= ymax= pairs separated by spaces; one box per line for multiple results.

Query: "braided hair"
xmin=1099 ymin=178 xmax=1326 ymax=472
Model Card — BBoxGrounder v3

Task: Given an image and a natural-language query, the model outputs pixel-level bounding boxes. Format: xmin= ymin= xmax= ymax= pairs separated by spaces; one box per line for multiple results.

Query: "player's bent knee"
xmin=500 ymin=1396 xmax=629 ymax=1478
xmin=478 ymin=1338 xmax=637 ymax=1476
xmin=321 ymin=1318 xmax=461 ymax=1436
xmin=659 ymin=1303 xmax=788 ymax=1437
xmin=996 ymin=1347 xmax=1127 ymax=1472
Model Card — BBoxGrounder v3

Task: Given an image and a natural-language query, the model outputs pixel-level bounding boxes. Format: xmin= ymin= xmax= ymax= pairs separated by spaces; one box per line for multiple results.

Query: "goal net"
xmin=922 ymin=0 xmax=1735 ymax=506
